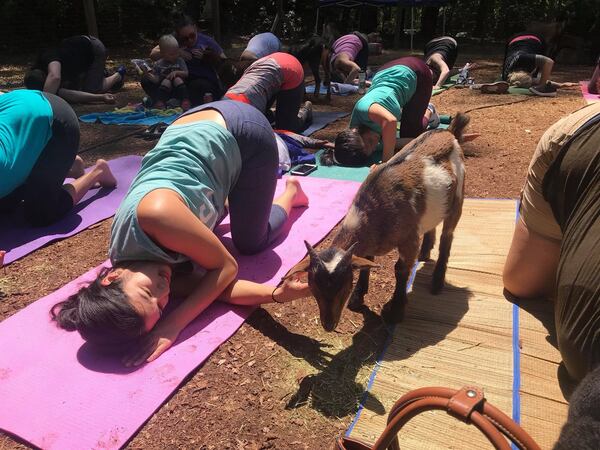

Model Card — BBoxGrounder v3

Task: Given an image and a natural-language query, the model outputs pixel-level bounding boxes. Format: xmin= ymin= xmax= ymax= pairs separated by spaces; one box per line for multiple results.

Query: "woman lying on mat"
xmin=483 ymin=32 xmax=575 ymax=97
xmin=221 ymin=52 xmax=313 ymax=133
xmin=0 ymin=90 xmax=116 ymax=226
xmin=324 ymin=57 xmax=437 ymax=166
xmin=503 ymin=102 xmax=600 ymax=382
xmin=52 ymin=100 xmax=310 ymax=366
xmin=24 ymin=35 xmax=125 ymax=104
xmin=424 ymin=36 xmax=458 ymax=90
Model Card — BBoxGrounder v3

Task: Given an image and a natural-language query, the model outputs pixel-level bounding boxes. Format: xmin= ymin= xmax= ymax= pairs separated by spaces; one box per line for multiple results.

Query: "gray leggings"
xmin=182 ymin=100 xmax=288 ymax=254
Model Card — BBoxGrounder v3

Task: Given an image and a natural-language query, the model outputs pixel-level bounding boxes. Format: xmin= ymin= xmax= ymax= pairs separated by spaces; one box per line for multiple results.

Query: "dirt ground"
xmin=0 ymin=44 xmax=594 ymax=450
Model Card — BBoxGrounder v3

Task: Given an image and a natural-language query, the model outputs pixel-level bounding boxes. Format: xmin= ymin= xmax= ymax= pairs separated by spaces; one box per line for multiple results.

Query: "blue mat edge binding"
xmin=344 ymin=198 xmax=522 ymax=442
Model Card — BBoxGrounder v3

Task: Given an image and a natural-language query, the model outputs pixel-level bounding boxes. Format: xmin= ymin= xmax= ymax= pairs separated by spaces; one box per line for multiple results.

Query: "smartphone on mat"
xmin=290 ymin=164 xmax=317 ymax=176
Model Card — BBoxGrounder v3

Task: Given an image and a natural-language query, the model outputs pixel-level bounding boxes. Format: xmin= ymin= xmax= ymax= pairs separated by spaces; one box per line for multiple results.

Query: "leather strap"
xmin=335 ymin=386 xmax=541 ymax=450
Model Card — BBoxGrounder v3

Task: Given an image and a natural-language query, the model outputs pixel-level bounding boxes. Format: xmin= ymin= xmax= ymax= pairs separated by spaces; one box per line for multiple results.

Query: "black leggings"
xmin=268 ymin=82 xmax=307 ymax=133
xmin=0 ymin=93 xmax=78 ymax=226
xmin=380 ymin=57 xmax=433 ymax=138
xmin=187 ymin=75 xmax=224 ymax=106
xmin=140 ymin=74 xmax=190 ymax=104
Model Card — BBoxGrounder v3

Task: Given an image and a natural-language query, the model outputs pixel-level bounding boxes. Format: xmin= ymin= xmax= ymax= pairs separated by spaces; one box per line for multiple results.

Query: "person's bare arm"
xmin=535 ymin=55 xmax=554 ymax=86
xmin=56 ymin=88 xmax=115 ymax=104
xmin=124 ymin=189 xmax=308 ymax=365
xmin=43 ymin=61 xmax=62 ymax=94
xmin=368 ymin=103 xmax=398 ymax=162
xmin=429 ymin=53 xmax=450 ymax=88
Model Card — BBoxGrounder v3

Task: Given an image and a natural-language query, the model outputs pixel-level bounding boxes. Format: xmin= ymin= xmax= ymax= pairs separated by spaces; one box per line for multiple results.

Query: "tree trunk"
xmin=473 ymin=0 xmax=490 ymax=38
xmin=420 ymin=6 xmax=439 ymax=41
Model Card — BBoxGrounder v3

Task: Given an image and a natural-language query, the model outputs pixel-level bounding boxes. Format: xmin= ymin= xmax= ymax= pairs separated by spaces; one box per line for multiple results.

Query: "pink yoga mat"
xmin=580 ymin=81 xmax=600 ymax=104
xmin=0 ymin=155 xmax=143 ymax=265
xmin=0 ymin=176 xmax=361 ymax=450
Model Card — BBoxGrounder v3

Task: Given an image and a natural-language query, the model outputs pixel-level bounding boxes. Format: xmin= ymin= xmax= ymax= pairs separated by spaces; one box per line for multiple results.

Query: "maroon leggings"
xmin=380 ymin=56 xmax=433 ymax=138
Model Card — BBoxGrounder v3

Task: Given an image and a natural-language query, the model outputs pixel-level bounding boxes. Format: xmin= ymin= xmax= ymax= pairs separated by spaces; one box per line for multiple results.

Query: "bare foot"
xmin=287 ymin=177 xmax=309 ymax=208
xmin=68 ymin=156 xmax=85 ymax=178
xmin=94 ymin=159 xmax=117 ymax=188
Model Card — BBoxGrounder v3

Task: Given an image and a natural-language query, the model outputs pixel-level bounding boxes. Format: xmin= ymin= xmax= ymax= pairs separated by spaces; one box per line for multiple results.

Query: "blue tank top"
xmin=0 ymin=90 xmax=53 ymax=198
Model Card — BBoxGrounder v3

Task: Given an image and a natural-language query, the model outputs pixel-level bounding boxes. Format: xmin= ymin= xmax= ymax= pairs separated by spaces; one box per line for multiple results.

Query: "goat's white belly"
xmin=419 ymin=159 xmax=452 ymax=234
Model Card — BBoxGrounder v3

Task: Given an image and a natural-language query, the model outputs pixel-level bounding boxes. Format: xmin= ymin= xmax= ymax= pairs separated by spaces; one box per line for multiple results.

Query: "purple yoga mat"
xmin=580 ymin=81 xmax=599 ymax=104
xmin=0 ymin=176 xmax=361 ymax=450
xmin=0 ymin=155 xmax=143 ymax=265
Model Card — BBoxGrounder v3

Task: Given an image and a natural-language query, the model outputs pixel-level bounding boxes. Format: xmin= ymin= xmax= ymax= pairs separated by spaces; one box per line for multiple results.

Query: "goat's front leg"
xmin=382 ymin=238 xmax=419 ymax=323
xmin=348 ymin=256 xmax=374 ymax=311
xmin=431 ymin=199 xmax=463 ymax=294
xmin=418 ymin=229 xmax=436 ymax=261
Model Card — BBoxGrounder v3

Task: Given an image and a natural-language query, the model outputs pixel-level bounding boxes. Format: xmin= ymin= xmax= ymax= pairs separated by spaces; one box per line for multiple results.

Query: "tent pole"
xmin=315 ymin=7 xmax=320 ymax=35
xmin=443 ymin=7 xmax=446 ymax=35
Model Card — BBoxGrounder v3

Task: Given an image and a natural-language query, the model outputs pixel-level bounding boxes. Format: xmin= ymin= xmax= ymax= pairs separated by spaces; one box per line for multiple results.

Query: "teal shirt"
xmin=349 ymin=65 xmax=417 ymax=135
xmin=109 ymin=121 xmax=242 ymax=265
xmin=0 ymin=90 xmax=53 ymax=198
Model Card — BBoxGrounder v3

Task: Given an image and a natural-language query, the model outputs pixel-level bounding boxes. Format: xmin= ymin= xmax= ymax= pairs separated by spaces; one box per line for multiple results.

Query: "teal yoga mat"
xmin=307 ymin=118 xmax=451 ymax=182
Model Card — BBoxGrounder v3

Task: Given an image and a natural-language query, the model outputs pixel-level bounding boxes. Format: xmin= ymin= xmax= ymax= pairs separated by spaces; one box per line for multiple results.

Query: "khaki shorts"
xmin=520 ymin=102 xmax=600 ymax=240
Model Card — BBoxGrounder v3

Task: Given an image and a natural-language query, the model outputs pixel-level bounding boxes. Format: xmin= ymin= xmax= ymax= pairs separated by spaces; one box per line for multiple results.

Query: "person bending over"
xmin=0 ymin=90 xmax=116 ymax=226
xmin=24 ymin=35 xmax=125 ymax=104
xmin=151 ymin=15 xmax=226 ymax=105
xmin=52 ymin=100 xmax=310 ymax=366
xmin=503 ymin=102 xmax=600 ymax=382
xmin=225 ymin=52 xmax=313 ymax=133
xmin=141 ymin=35 xmax=191 ymax=110
xmin=240 ymin=32 xmax=282 ymax=62
xmin=424 ymin=36 xmax=458 ymax=89
xmin=325 ymin=57 xmax=436 ymax=166
xmin=500 ymin=32 xmax=574 ymax=97
xmin=329 ymin=32 xmax=370 ymax=84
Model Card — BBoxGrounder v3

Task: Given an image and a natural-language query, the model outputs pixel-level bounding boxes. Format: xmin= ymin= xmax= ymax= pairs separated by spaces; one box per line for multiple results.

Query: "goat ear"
xmin=461 ymin=133 xmax=480 ymax=143
xmin=351 ymin=256 xmax=379 ymax=270
xmin=304 ymin=240 xmax=320 ymax=260
xmin=282 ymin=256 xmax=310 ymax=280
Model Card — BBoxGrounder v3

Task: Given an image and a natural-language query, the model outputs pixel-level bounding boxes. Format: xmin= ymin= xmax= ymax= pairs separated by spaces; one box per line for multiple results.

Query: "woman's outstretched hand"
xmin=122 ymin=321 xmax=181 ymax=367
xmin=274 ymin=274 xmax=311 ymax=303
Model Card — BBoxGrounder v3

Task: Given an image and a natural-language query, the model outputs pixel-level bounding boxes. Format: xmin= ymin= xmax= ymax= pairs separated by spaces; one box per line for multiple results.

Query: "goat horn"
xmin=304 ymin=240 xmax=320 ymax=261
xmin=345 ymin=242 xmax=358 ymax=255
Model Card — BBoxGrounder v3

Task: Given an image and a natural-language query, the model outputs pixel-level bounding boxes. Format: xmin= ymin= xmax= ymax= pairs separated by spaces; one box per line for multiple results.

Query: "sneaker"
xmin=300 ymin=100 xmax=313 ymax=126
xmin=110 ymin=65 xmax=127 ymax=92
xmin=480 ymin=81 xmax=509 ymax=94
xmin=529 ymin=82 xmax=557 ymax=97
xmin=427 ymin=103 xmax=440 ymax=129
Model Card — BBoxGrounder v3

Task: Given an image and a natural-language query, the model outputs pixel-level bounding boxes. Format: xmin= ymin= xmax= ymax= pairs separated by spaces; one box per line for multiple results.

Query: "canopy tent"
xmin=316 ymin=0 xmax=451 ymax=51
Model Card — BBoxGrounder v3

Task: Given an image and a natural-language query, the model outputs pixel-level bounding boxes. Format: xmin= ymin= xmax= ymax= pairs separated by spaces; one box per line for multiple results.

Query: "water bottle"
xmin=358 ymin=70 xmax=366 ymax=95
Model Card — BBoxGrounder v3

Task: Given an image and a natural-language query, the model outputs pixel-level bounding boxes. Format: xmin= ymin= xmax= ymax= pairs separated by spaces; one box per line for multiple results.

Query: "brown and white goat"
xmin=285 ymin=114 xmax=472 ymax=331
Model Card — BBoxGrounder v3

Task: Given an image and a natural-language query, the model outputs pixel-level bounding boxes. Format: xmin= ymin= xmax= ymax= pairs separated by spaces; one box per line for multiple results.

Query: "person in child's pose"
xmin=141 ymin=35 xmax=191 ymax=110
xmin=51 ymin=100 xmax=310 ymax=366
xmin=24 ymin=35 xmax=124 ymax=104
xmin=224 ymin=52 xmax=313 ymax=133
xmin=424 ymin=36 xmax=458 ymax=89
xmin=329 ymin=32 xmax=370 ymax=84
xmin=326 ymin=57 xmax=437 ymax=166
xmin=0 ymin=90 xmax=116 ymax=226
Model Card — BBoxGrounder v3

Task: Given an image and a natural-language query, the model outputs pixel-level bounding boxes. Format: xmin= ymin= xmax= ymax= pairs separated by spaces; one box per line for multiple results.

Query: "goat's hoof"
xmin=347 ymin=294 xmax=365 ymax=311
xmin=381 ymin=300 xmax=405 ymax=324
xmin=430 ymin=279 xmax=444 ymax=295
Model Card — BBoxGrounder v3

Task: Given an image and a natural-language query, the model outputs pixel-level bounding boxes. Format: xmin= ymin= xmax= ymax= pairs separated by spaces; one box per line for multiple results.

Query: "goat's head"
xmin=283 ymin=241 xmax=378 ymax=331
